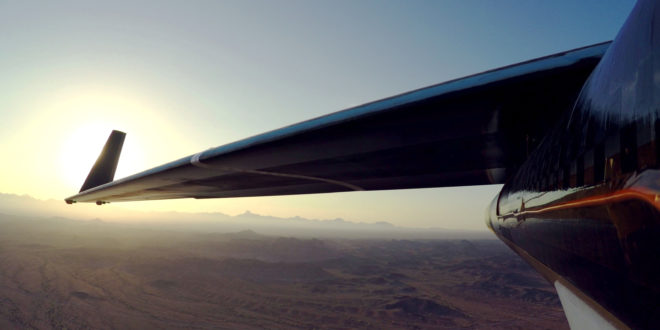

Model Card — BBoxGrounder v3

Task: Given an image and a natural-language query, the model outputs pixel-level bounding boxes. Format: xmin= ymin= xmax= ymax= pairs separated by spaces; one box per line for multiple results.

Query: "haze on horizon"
xmin=0 ymin=1 xmax=634 ymax=230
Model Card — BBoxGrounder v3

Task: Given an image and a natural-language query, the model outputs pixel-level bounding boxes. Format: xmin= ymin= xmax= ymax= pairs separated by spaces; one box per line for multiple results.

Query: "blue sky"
xmin=0 ymin=1 xmax=635 ymax=229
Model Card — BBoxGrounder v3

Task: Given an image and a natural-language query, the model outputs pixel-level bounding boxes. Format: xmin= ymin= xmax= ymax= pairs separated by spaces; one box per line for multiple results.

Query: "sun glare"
xmin=58 ymin=123 xmax=142 ymax=191
xmin=46 ymin=86 xmax=157 ymax=192
xmin=2 ymin=82 xmax=198 ymax=200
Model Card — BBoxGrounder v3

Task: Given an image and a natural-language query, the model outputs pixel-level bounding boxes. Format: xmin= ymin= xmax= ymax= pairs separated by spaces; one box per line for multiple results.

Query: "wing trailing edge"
xmin=65 ymin=42 xmax=609 ymax=204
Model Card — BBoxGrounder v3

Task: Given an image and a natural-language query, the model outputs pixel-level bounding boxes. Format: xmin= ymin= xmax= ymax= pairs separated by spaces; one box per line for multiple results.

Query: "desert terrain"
xmin=0 ymin=212 xmax=568 ymax=329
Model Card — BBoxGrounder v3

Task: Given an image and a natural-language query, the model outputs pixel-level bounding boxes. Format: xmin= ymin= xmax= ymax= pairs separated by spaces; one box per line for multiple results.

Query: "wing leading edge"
xmin=66 ymin=42 xmax=609 ymax=204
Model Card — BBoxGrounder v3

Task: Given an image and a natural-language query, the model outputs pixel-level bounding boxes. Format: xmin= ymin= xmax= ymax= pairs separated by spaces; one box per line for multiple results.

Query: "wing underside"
xmin=66 ymin=42 xmax=609 ymax=204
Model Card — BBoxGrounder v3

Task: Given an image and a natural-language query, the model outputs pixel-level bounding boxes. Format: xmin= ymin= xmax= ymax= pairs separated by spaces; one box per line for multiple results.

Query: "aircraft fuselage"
xmin=488 ymin=1 xmax=660 ymax=327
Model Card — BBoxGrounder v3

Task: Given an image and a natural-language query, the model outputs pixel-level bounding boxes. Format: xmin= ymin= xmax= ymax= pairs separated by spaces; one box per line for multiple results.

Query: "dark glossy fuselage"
xmin=488 ymin=1 xmax=660 ymax=328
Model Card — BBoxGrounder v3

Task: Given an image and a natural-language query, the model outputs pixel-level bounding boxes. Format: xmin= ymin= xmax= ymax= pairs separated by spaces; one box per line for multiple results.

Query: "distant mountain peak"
xmin=0 ymin=192 xmax=492 ymax=239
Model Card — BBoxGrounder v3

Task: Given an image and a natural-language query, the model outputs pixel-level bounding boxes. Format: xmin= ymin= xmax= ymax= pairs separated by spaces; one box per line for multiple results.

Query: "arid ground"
xmin=0 ymin=213 xmax=568 ymax=329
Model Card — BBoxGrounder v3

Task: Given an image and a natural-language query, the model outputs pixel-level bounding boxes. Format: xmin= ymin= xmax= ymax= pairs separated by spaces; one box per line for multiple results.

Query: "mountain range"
xmin=0 ymin=193 xmax=493 ymax=239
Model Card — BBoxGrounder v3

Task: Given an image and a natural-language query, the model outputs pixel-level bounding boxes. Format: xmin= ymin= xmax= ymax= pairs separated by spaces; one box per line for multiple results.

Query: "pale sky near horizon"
xmin=0 ymin=1 xmax=635 ymax=230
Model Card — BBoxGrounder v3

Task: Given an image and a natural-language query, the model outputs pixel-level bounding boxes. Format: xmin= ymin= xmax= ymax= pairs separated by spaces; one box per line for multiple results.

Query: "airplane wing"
xmin=65 ymin=42 xmax=609 ymax=204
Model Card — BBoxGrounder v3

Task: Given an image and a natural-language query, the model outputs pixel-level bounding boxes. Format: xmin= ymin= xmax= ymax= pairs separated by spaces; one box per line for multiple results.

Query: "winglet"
xmin=79 ymin=130 xmax=126 ymax=193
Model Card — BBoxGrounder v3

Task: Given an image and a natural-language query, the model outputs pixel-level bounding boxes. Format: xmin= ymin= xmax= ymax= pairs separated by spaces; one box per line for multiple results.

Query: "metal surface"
xmin=488 ymin=1 xmax=660 ymax=328
xmin=65 ymin=44 xmax=607 ymax=203
xmin=78 ymin=130 xmax=126 ymax=193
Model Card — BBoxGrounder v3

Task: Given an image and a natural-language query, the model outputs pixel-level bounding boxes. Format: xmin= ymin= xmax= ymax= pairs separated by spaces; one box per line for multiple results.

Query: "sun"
xmin=8 ymin=83 xmax=196 ymax=200
xmin=51 ymin=89 xmax=152 ymax=193
xmin=59 ymin=123 xmax=121 ymax=191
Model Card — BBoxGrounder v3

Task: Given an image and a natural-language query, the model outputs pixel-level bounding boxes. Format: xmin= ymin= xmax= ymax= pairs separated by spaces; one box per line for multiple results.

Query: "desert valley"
xmin=0 ymin=198 xmax=568 ymax=329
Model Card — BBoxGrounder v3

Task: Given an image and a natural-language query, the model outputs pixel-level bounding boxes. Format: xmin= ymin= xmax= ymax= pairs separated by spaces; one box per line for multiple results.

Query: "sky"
xmin=0 ymin=1 xmax=635 ymax=230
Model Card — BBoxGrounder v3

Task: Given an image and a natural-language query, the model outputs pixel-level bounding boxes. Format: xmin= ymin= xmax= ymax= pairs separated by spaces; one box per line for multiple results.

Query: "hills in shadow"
xmin=0 ymin=210 xmax=568 ymax=329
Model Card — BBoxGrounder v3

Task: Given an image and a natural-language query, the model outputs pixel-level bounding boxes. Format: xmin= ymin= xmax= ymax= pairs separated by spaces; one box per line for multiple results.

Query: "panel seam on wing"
xmin=189 ymin=153 xmax=365 ymax=191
